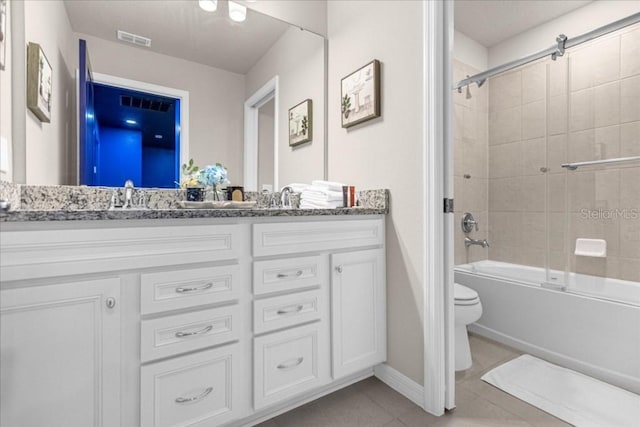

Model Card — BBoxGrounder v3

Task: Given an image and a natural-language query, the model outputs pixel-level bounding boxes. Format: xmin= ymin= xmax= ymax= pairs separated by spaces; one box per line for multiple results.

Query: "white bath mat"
xmin=481 ymin=355 xmax=640 ymax=427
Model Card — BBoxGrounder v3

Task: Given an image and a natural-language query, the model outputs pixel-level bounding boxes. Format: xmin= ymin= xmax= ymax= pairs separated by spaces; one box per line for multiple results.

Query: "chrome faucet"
xmin=123 ymin=180 xmax=135 ymax=209
xmin=465 ymin=236 xmax=490 ymax=248
xmin=280 ymin=186 xmax=294 ymax=209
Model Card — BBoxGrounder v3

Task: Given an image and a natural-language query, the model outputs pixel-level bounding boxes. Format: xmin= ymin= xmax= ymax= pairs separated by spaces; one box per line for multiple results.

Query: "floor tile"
xmin=359 ymin=377 xmax=418 ymax=418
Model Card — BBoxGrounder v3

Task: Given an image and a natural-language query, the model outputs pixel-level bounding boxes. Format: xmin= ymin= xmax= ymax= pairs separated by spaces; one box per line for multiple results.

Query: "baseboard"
xmin=374 ymin=363 xmax=425 ymax=408
xmin=469 ymin=323 xmax=640 ymax=395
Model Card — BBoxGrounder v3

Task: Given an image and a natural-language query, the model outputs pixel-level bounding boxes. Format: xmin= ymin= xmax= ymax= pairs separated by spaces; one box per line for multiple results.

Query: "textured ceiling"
xmin=64 ymin=0 xmax=290 ymax=74
xmin=454 ymin=0 xmax=594 ymax=47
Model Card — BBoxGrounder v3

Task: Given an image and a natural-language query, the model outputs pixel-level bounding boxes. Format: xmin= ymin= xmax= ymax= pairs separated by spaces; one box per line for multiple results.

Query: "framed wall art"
xmin=341 ymin=59 xmax=380 ymax=128
xmin=27 ymin=42 xmax=52 ymax=123
xmin=288 ymin=98 xmax=312 ymax=147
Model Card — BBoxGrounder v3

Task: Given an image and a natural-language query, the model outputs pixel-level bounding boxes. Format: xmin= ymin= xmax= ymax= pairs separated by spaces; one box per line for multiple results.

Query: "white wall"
xmin=246 ymin=27 xmax=325 ymax=188
xmin=77 ymin=33 xmax=246 ymax=186
xmin=454 ymin=30 xmax=488 ymax=71
xmin=243 ymin=0 xmax=327 ymax=37
xmin=327 ymin=0 xmax=424 ymax=384
xmin=24 ymin=0 xmax=75 ymax=185
xmin=0 ymin=0 xmax=12 ymax=181
xmin=489 ymin=0 xmax=640 ymax=67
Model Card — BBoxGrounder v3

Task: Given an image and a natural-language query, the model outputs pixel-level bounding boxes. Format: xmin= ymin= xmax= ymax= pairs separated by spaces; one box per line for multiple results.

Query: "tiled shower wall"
xmin=453 ymin=60 xmax=489 ymax=265
xmin=455 ymin=23 xmax=640 ymax=282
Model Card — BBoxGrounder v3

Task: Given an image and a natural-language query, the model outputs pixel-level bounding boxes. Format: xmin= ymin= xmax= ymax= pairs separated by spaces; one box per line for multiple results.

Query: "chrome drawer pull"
xmin=175 ymin=386 xmax=213 ymax=404
xmin=277 ymin=305 xmax=304 ymax=315
xmin=175 ymin=324 xmax=213 ymax=338
xmin=276 ymin=270 xmax=303 ymax=279
xmin=277 ymin=357 xmax=304 ymax=370
xmin=175 ymin=282 xmax=213 ymax=293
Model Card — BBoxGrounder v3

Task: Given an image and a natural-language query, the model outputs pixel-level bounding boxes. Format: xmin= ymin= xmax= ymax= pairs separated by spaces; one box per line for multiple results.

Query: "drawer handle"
xmin=276 ymin=270 xmax=303 ymax=279
xmin=277 ymin=305 xmax=304 ymax=315
xmin=175 ymin=282 xmax=213 ymax=293
xmin=277 ymin=357 xmax=304 ymax=370
xmin=175 ymin=386 xmax=213 ymax=404
xmin=175 ymin=324 xmax=214 ymax=338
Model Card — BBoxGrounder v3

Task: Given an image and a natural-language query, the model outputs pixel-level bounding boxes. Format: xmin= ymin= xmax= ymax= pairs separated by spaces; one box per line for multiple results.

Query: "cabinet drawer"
xmin=141 ymin=343 xmax=242 ymax=427
xmin=254 ymin=289 xmax=323 ymax=334
xmin=253 ymin=219 xmax=384 ymax=257
xmin=141 ymin=264 xmax=242 ymax=314
xmin=253 ymin=255 xmax=326 ymax=296
xmin=254 ymin=323 xmax=329 ymax=410
xmin=141 ymin=305 xmax=240 ymax=362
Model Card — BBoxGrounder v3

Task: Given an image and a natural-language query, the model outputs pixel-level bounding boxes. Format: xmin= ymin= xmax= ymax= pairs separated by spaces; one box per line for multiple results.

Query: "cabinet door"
xmin=1 ymin=278 xmax=121 ymax=427
xmin=331 ymin=249 xmax=386 ymax=379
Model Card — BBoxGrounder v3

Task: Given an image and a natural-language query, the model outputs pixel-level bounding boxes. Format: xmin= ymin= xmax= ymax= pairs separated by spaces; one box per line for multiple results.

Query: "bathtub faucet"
xmin=465 ymin=236 xmax=490 ymax=248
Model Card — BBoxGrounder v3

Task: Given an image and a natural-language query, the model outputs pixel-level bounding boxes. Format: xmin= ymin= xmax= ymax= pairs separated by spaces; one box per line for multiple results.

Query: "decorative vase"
xmin=211 ymin=185 xmax=219 ymax=201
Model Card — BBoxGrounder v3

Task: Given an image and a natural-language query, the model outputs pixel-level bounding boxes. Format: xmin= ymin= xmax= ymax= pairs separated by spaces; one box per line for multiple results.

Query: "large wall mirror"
xmin=5 ymin=0 xmax=326 ymax=190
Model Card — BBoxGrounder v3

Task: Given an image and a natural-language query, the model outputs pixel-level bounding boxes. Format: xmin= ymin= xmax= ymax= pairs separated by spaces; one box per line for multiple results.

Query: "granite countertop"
xmin=0 ymin=182 xmax=389 ymax=222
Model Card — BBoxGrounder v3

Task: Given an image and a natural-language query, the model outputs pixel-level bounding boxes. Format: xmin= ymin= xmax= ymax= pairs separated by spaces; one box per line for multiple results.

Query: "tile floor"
xmin=257 ymin=333 xmax=570 ymax=426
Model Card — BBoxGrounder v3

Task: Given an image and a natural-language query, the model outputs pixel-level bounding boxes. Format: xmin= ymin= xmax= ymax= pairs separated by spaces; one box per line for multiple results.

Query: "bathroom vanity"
xmin=0 ymin=209 xmax=387 ymax=426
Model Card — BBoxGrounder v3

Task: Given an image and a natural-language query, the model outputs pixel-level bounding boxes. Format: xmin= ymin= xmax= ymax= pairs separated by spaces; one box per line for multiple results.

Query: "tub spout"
xmin=465 ymin=236 xmax=490 ymax=248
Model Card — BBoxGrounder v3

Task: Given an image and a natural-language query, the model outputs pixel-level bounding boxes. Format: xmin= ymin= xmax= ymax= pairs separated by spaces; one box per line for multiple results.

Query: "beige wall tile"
xmin=590 ymin=36 xmax=621 ymax=87
xmin=549 ymin=57 xmax=568 ymax=97
xmin=463 ymin=138 xmax=488 ymax=179
xmin=593 ymin=81 xmax=620 ymax=128
xmin=548 ymin=250 xmax=567 ymax=271
xmin=594 ymin=169 xmax=620 ymax=210
xmin=462 ymin=178 xmax=488 ymax=212
xmin=548 ymin=212 xmax=566 ymax=252
xmin=620 ymin=217 xmax=640 ymax=259
xmin=522 ymin=212 xmax=546 ymax=251
xmin=569 ymin=212 xmax=620 ymax=257
xmin=454 ymin=138 xmax=465 ymax=177
xmin=620 ymin=167 xmax=640 ymax=211
xmin=521 ymin=175 xmax=546 ymax=213
xmin=620 ymin=121 xmax=640 ymax=157
xmin=522 ymin=62 xmax=547 ymax=104
xmin=621 ymin=26 xmax=640 ymax=78
xmin=618 ymin=258 xmax=640 ymax=282
xmin=454 ymin=175 xmax=463 ymax=209
xmin=548 ymin=95 xmax=568 ymax=136
xmin=489 ymin=211 xmax=523 ymax=249
xmin=522 ymin=137 xmax=546 ymax=176
xmin=570 ymin=88 xmax=594 ymax=132
xmin=573 ymin=256 xmax=608 ymax=277
xmin=488 ymin=244 xmax=523 ymax=265
xmin=522 ymin=100 xmax=546 ymax=140
xmin=489 ymin=106 xmax=522 ymax=145
xmin=454 ymin=103 xmax=464 ymax=139
xmin=489 ymin=142 xmax=522 ymax=178
xmin=520 ymin=248 xmax=546 ymax=269
xmin=568 ymin=129 xmax=595 ymax=163
xmin=569 ymin=49 xmax=592 ymax=91
xmin=621 ymin=75 xmax=640 ymax=123
xmin=547 ymin=134 xmax=567 ymax=173
xmin=594 ymin=125 xmax=621 ymax=161
xmin=490 ymin=71 xmax=522 ymax=112
xmin=568 ymin=171 xmax=595 ymax=212
xmin=547 ymin=173 xmax=567 ymax=212
xmin=489 ymin=177 xmax=523 ymax=212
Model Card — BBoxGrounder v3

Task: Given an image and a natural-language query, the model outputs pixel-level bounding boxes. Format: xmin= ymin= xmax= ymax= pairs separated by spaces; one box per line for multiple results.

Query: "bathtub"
xmin=455 ymin=260 xmax=640 ymax=394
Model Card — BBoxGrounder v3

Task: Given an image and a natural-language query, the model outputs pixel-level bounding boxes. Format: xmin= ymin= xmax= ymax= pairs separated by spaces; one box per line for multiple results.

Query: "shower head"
xmin=465 ymin=85 xmax=472 ymax=99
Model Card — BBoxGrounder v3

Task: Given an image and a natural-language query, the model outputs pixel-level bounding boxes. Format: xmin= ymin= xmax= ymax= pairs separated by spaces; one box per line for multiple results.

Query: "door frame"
xmin=76 ymin=72 xmax=190 ymax=186
xmin=422 ymin=0 xmax=454 ymax=415
xmin=244 ymin=75 xmax=279 ymax=192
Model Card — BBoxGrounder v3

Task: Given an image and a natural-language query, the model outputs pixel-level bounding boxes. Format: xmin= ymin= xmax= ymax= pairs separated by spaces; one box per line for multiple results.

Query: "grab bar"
xmin=561 ymin=156 xmax=640 ymax=170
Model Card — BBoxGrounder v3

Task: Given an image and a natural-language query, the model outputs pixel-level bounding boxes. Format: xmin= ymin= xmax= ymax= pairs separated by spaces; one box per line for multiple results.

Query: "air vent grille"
xmin=117 ymin=30 xmax=151 ymax=48
xmin=121 ymin=95 xmax=171 ymax=112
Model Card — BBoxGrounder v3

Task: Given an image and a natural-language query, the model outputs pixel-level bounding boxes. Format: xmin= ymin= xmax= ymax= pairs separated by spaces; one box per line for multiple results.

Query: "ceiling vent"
xmin=117 ymin=30 xmax=151 ymax=48
xmin=121 ymin=95 xmax=171 ymax=113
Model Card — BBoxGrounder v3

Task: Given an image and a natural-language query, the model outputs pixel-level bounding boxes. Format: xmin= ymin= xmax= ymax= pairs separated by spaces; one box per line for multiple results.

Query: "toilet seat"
xmin=454 ymin=283 xmax=479 ymax=306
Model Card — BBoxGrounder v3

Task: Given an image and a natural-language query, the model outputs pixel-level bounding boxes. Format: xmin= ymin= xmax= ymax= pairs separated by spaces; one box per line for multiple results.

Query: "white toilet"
xmin=454 ymin=283 xmax=482 ymax=371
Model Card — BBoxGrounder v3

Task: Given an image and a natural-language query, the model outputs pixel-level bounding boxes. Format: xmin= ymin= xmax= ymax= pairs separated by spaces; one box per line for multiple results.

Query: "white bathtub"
xmin=455 ymin=260 xmax=640 ymax=394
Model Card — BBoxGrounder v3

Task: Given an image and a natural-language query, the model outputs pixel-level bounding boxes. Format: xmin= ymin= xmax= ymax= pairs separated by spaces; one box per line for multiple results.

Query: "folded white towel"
xmin=300 ymin=200 xmax=343 ymax=209
xmin=301 ymin=188 xmax=343 ymax=202
xmin=311 ymin=180 xmax=346 ymax=192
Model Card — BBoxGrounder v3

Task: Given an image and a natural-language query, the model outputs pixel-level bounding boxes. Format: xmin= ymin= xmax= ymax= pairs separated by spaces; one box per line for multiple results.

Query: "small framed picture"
xmin=27 ymin=42 xmax=52 ymax=123
xmin=288 ymin=99 xmax=312 ymax=147
xmin=341 ymin=59 xmax=381 ymax=128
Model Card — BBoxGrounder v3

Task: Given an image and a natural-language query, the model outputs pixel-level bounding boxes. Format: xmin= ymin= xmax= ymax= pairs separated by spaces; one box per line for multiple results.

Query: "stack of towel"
xmin=300 ymin=180 xmax=345 ymax=209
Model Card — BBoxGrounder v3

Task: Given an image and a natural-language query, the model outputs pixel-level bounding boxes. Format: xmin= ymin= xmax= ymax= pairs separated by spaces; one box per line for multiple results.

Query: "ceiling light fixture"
xmin=228 ymin=1 xmax=246 ymax=22
xmin=125 ymin=119 xmax=137 ymax=125
xmin=199 ymin=0 xmax=218 ymax=12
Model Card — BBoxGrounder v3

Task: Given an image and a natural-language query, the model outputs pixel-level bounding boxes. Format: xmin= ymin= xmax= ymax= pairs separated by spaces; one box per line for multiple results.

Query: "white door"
xmin=1 ymin=278 xmax=121 ymax=426
xmin=331 ymin=249 xmax=386 ymax=379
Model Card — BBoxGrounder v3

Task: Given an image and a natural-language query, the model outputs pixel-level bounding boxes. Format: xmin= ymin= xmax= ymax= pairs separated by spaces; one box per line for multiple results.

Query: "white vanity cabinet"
xmin=0 ymin=215 xmax=386 ymax=426
xmin=0 ymin=277 xmax=121 ymax=427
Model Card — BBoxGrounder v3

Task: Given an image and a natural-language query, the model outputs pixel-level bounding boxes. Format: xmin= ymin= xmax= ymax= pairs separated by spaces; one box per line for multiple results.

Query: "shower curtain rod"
xmin=453 ymin=12 xmax=640 ymax=91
